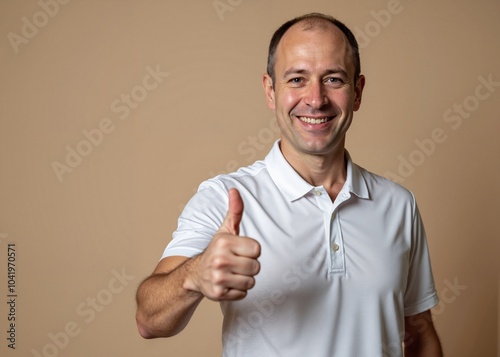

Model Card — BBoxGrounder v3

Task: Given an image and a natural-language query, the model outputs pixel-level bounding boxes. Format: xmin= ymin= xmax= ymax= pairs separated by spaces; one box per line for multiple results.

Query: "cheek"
xmin=278 ymin=89 xmax=301 ymax=111
xmin=332 ymin=91 xmax=353 ymax=111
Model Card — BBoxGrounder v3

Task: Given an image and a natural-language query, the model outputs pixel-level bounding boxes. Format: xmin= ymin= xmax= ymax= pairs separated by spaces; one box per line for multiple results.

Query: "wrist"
xmin=180 ymin=256 xmax=203 ymax=296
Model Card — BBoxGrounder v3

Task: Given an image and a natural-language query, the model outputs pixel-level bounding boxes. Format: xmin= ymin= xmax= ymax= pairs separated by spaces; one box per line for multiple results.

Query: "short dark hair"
xmin=266 ymin=13 xmax=361 ymax=86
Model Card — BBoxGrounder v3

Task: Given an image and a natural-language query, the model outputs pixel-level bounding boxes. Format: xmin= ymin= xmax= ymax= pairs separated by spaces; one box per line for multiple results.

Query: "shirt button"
xmin=332 ymin=243 xmax=340 ymax=252
xmin=314 ymin=190 xmax=322 ymax=196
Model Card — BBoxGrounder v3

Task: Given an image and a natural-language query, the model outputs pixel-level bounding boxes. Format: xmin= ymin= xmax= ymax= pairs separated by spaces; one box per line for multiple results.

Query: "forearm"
xmin=136 ymin=195 xmax=261 ymax=338
xmin=136 ymin=258 xmax=204 ymax=338
xmin=404 ymin=332 xmax=443 ymax=357
xmin=404 ymin=310 xmax=443 ymax=357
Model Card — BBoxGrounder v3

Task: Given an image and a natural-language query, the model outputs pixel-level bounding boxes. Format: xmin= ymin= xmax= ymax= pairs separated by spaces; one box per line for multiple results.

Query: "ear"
xmin=262 ymin=73 xmax=276 ymax=110
xmin=353 ymin=74 xmax=366 ymax=111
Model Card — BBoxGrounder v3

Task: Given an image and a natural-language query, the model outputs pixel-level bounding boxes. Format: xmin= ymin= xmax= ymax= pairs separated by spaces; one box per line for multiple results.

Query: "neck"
xmin=280 ymin=140 xmax=347 ymax=200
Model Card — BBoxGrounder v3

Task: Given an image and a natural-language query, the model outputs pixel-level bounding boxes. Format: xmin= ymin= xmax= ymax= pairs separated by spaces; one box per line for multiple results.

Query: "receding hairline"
xmin=286 ymin=17 xmax=350 ymax=45
xmin=295 ymin=16 xmax=340 ymax=31
xmin=277 ymin=18 xmax=354 ymax=70
xmin=266 ymin=13 xmax=361 ymax=84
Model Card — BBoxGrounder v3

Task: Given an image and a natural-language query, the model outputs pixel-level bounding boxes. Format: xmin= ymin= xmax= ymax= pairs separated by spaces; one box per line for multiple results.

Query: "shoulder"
xmin=355 ymin=163 xmax=416 ymax=205
xmin=199 ymin=159 xmax=269 ymax=193
xmin=179 ymin=159 xmax=270 ymax=224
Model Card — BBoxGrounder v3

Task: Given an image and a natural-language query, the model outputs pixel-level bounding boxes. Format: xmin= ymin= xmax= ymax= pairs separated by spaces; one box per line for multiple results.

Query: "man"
xmin=136 ymin=13 xmax=443 ymax=356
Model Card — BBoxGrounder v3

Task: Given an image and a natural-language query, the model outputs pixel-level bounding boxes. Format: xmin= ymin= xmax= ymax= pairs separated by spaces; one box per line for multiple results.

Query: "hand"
xmin=186 ymin=188 xmax=261 ymax=301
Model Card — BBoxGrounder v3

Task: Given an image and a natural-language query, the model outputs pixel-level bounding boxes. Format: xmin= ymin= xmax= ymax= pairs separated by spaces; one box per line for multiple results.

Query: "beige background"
xmin=1 ymin=0 xmax=499 ymax=356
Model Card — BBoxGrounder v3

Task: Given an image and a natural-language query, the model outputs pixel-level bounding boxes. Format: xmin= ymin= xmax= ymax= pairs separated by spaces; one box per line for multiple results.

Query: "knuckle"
xmin=210 ymin=286 xmax=226 ymax=300
xmin=212 ymin=236 xmax=233 ymax=252
xmin=212 ymin=256 xmax=229 ymax=269
xmin=215 ymin=234 xmax=232 ymax=247
xmin=210 ymin=270 xmax=227 ymax=286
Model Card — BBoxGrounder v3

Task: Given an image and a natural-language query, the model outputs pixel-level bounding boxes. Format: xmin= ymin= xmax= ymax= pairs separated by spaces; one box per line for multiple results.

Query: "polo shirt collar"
xmin=265 ymin=140 xmax=369 ymax=202
xmin=344 ymin=151 xmax=370 ymax=200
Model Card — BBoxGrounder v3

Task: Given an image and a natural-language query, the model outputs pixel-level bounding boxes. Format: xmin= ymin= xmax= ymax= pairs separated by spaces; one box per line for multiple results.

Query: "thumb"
xmin=220 ymin=188 xmax=244 ymax=235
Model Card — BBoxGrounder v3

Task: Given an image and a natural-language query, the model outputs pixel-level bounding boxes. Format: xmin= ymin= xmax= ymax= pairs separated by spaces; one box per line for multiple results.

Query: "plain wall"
xmin=0 ymin=0 xmax=499 ymax=356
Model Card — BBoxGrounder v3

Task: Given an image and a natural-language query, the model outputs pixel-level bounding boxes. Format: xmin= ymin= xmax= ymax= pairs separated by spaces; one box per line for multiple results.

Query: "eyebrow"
xmin=282 ymin=67 xmax=348 ymax=79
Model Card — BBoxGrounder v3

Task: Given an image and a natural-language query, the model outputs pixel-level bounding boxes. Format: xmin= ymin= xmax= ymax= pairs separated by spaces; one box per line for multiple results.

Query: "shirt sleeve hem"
xmin=161 ymin=247 xmax=203 ymax=260
xmin=404 ymin=291 xmax=439 ymax=317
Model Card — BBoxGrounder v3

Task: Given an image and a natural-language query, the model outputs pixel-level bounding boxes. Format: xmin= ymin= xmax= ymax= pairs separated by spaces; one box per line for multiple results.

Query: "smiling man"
xmin=262 ymin=16 xmax=364 ymax=198
xmin=136 ymin=13 xmax=443 ymax=357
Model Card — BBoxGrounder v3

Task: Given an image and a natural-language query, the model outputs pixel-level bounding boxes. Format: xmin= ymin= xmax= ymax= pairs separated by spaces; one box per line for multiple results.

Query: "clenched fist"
xmin=184 ymin=188 xmax=261 ymax=301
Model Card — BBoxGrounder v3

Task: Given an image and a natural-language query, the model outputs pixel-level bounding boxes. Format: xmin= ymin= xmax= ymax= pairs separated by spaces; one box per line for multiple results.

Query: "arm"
xmin=135 ymin=255 xmax=203 ymax=338
xmin=404 ymin=310 xmax=443 ymax=357
xmin=135 ymin=188 xmax=261 ymax=339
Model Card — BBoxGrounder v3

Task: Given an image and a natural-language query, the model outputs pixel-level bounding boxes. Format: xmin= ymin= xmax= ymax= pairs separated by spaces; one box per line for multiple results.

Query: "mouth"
xmin=297 ymin=116 xmax=335 ymax=124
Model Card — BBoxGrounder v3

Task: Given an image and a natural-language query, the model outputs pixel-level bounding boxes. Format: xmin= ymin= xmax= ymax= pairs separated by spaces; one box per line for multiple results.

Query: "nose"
xmin=304 ymin=81 xmax=328 ymax=109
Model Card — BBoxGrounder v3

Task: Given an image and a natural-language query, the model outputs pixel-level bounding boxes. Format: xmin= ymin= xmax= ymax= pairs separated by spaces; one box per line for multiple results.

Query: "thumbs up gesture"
xmin=187 ymin=188 xmax=261 ymax=301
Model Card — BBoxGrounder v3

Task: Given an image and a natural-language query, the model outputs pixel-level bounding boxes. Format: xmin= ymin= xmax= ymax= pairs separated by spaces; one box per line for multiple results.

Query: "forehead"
xmin=275 ymin=20 xmax=353 ymax=74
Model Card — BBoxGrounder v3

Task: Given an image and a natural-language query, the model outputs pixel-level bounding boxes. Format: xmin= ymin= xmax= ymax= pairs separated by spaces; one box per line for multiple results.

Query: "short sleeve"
xmin=403 ymin=194 xmax=439 ymax=316
xmin=161 ymin=180 xmax=229 ymax=259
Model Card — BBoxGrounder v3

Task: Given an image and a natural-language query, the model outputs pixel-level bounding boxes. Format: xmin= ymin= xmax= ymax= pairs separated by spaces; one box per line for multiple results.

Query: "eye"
xmin=325 ymin=77 xmax=343 ymax=84
xmin=289 ymin=77 xmax=304 ymax=84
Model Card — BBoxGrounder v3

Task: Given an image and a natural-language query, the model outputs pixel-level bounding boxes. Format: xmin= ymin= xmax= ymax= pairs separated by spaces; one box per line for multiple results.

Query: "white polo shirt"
xmin=163 ymin=140 xmax=439 ymax=357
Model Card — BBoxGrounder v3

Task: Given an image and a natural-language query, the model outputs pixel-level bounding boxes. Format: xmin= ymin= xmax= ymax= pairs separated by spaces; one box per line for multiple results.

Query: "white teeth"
xmin=299 ymin=116 xmax=330 ymax=124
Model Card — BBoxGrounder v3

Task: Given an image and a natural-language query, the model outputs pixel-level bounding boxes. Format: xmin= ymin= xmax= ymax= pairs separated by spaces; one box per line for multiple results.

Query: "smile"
xmin=298 ymin=116 xmax=334 ymax=124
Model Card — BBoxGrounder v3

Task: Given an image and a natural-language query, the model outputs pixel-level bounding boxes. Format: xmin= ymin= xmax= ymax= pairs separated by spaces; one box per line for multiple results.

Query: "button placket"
xmin=311 ymin=187 xmax=336 ymax=274
xmin=330 ymin=212 xmax=338 ymax=253
xmin=329 ymin=189 xmax=351 ymax=274
xmin=313 ymin=187 xmax=346 ymax=274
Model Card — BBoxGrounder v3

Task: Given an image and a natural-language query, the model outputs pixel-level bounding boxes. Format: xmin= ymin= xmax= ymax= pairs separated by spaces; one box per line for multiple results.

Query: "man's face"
xmin=263 ymin=22 xmax=365 ymax=159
